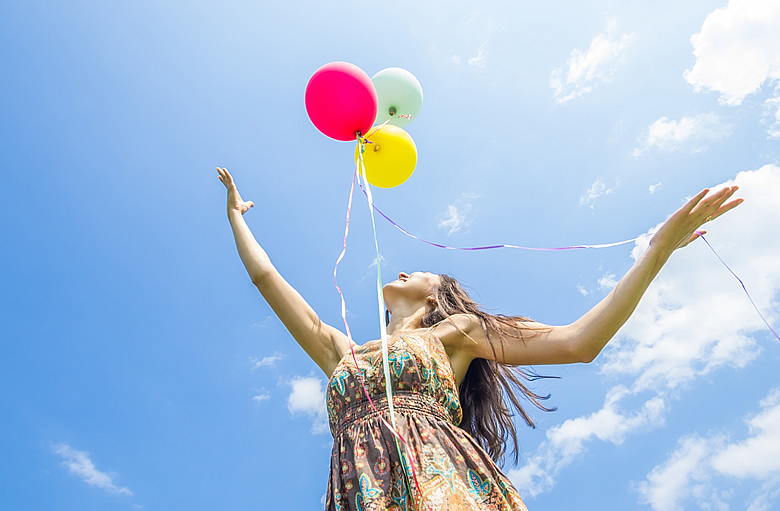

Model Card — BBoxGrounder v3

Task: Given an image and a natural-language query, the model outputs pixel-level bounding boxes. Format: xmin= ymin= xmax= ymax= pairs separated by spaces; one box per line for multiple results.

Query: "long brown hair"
xmin=387 ymin=273 xmax=560 ymax=467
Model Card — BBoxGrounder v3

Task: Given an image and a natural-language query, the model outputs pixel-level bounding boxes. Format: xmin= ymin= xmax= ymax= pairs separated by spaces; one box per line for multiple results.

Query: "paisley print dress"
xmin=325 ymin=327 xmax=529 ymax=510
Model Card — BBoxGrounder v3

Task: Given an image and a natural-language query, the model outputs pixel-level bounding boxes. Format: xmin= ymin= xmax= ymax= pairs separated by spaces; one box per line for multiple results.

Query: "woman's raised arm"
xmin=217 ymin=167 xmax=350 ymax=377
xmin=571 ymin=185 xmax=743 ymax=362
xmin=462 ymin=185 xmax=743 ymax=366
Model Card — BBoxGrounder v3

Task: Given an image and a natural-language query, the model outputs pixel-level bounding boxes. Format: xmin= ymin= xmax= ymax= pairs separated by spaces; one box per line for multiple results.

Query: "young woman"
xmin=217 ymin=166 xmax=743 ymax=510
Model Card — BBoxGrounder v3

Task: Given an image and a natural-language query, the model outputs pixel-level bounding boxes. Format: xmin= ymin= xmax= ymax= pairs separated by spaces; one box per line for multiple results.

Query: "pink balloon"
xmin=305 ymin=62 xmax=377 ymax=141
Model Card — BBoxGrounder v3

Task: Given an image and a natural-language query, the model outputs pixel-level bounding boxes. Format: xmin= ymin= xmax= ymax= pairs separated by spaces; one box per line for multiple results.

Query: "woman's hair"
xmin=386 ymin=273 xmax=560 ymax=467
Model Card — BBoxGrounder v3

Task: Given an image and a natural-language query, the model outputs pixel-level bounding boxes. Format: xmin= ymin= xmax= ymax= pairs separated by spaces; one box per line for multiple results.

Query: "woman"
xmin=217 ymin=166 xmax=743 ymax=510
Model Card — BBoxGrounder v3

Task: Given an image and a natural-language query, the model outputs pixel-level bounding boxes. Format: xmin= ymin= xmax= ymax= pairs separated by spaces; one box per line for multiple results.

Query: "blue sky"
xmin=2 ymin=1 xmax=779 ymax=509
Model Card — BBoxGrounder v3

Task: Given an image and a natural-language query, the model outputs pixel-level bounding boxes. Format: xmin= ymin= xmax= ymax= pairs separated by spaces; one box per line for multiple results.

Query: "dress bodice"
xmin=325 ymin=331 xmax=463 ymax=436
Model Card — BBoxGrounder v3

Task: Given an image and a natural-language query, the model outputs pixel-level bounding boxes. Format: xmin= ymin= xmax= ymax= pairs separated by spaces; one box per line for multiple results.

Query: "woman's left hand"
xmin=649 ymin=185 xmax=744 ymax=253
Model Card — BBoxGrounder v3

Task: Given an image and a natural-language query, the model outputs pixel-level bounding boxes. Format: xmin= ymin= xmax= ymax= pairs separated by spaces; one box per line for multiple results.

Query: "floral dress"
xmin=325 ymin=327 xmax=529 ymax=510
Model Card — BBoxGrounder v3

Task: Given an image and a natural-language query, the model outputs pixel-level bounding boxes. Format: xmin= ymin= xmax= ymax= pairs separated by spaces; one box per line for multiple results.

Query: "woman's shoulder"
xmin=428 ymin=314 xmax=483 ymax=349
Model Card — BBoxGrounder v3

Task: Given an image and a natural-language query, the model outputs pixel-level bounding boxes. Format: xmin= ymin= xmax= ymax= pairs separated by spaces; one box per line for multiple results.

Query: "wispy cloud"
xmin=577 ymin=269 xmax=619 ymax=297
xmin=250 ymin=315 xmax=274 ymax=329
xmin=510 ymin=385 xmax=665 ymax=498
xmin=637 ymin=386 xmax=780 ymax=510
xmin=251 ymin=353 xmax=283 ymax=369
xmin=52 ymin=442 xmax=133 ymax=496
xmin=252 ymin=391 xmax=271 ymax=402
xmin=439 ymin=204 xmax=469 ymax=234
xmin=596 ymin=271 xmax=618 ymax=290
xmin=368 ymin=254 xmax=386 ymax=269
xmin=763 ymin=85 xmax=780 ymax=140
xmin=632 ymin=113 xmax=731 ymax=157
xmin=550 ymin=18 xmax=636 ymax=103
xmin=579 ymin=177 xmax=617 ymax=209
xmin=359 ymin=254 xmax=388 ymax=284
xmin=438 ymin=192 xmax=480 ymax=235
xmin=649 ymin=182 xmax=663 ymax=194
xmin=636 ymin=434 xmax=730 ymax=511
xmin=467 ymin=41 xmax=488 ymax=69
xmin=450 ymin=40 xmax=488 ymax=69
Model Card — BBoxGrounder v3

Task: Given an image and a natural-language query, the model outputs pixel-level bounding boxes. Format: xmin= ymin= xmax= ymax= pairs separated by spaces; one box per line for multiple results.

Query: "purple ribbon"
xmin=353 ymin=173 xmax=779 ymax=342
xmin=355 ymin=177 xmax=639 ymax=251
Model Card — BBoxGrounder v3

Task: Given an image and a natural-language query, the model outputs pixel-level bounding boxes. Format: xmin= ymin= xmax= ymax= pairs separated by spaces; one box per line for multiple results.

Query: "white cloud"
xmin=360 ymin=254 xmax=388 ymax=284
xmin=636 ymin=434 xmax=725 ymax=511
xmin=576 ymin=284 xmax=589 ymax=296
xmin=439 ymin=204 xmax=468 ymax=234
xmin=252 ymin=391 xmax=271 ymax=402
xmin=509 ymin=386 xmax=665 ymax=497
xmin=467 ymin=41 xmax=488 ymax=69
xmin=747 ymin=479 xmax=780 ymax=511
xmin=579 ymin=177 xmax=617 ymax=209
xmin=438 ymin=192 xmax=480 ymax=235
xmin=637 ymin=386 xmax=780 ymax=510
xmin=510 ymin=164 xmax=780 ymax=497
xmin=632 ymin=113 xmax=732 ymax=157
xmin=763 ymin=86 xmax=780 ymax=139
xmin=287 ymin=376 xmax=329 ymax=434
xmin=684 ymin=0 xmax=780 ymax=106
xmin=368 ymin=254 xmax=386 ymax=269
xmin=711 ymin=388 xmax=780 ymax=479
xmin=597 ymin=271 xmax=618 ymax=290
xmin=52 ymin=443 xmax=132 ymax=496
xmin=550 ymin=18 xmax=636 ymax=103
xmin=649 ymin=182 xmax=663 ymax=194
xmin=449 ymin=41 xmax=488 ymax=69
xmin=250 ymin=315 xmax=274 ymax=329
xmin=251 ymin=353 xmax=283 ymax=369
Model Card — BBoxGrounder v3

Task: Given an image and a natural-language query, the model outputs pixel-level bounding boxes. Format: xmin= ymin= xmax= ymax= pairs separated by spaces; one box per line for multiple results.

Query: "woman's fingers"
xmin=710 ymin=187 xmax=739 ymax=212
xmin=682 ymin=188 xmax=710 ymax=214
xmin=216 ymin=167 xmax=236 ymax=188
xmin=216 ymin=167 xmax=230 ymax=188
xmin=691 ymin=186 xmax=738 ymax=219
xmin=709 ymin=197 xmax=744 ymax=221
xmin=700 ymin=187 xmax=734 ymax=214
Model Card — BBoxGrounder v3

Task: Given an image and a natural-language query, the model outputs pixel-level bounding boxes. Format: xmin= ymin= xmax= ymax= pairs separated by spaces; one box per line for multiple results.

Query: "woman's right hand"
xmin=216 ymin=167 xmax=255 ymax=215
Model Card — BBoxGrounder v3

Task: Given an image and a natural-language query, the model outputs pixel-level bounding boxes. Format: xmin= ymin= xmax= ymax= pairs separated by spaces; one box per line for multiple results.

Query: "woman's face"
xmin=384 ymin=271 xmax=440 ymax=305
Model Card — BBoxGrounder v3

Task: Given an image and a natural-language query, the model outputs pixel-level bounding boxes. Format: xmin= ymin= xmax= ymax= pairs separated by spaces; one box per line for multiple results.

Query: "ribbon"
xmin=694 ymin=232 xmax=779 ymax=341
xmin=352 ymin=175 xmax=778 ymax=342
xmin=330 ymin=133 xmax=431 ymax=509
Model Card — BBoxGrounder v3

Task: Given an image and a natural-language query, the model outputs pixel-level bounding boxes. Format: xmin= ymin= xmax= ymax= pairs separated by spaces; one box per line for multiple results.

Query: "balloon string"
xmin=356 ymin=177 xmax=638 ymax=250
xmin=328 ymin=135 xmax=431 ymax=509
xmin=357 ymin=135 xmax=431 ymax=509
xmin=350 ymin=171 xmax=777 ymax=342
xmin=694 ymin=231 xmax=779 ymax=341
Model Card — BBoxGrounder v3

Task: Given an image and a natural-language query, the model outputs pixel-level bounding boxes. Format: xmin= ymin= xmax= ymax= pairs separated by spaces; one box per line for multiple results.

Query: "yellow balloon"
xmin=354 ymin=124 xmax=417 ymax=188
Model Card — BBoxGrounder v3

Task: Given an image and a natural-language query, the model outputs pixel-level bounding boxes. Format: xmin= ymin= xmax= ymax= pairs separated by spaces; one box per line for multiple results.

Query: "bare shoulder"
xmin=430 ymin=313 xmax=485 ymax=351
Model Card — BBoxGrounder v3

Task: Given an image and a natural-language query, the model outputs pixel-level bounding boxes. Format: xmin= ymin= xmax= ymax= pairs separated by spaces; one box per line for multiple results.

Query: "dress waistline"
xmin=333 ymin=391 xmax=451 ymax=437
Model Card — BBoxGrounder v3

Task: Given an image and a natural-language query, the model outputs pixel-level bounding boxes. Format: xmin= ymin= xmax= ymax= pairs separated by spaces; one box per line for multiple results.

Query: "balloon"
xmin=354 ymin=124 xmax=417 ymax=188
xmin=305 ymin=62 xmax=377 ymax=141
xmin=372 ymin=67 xmax=423 ymax=127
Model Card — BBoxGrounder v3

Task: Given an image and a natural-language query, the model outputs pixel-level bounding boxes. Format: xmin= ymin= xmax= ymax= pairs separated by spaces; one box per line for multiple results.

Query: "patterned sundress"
xmin=325 ymin=326 xmax=529 ymax=510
